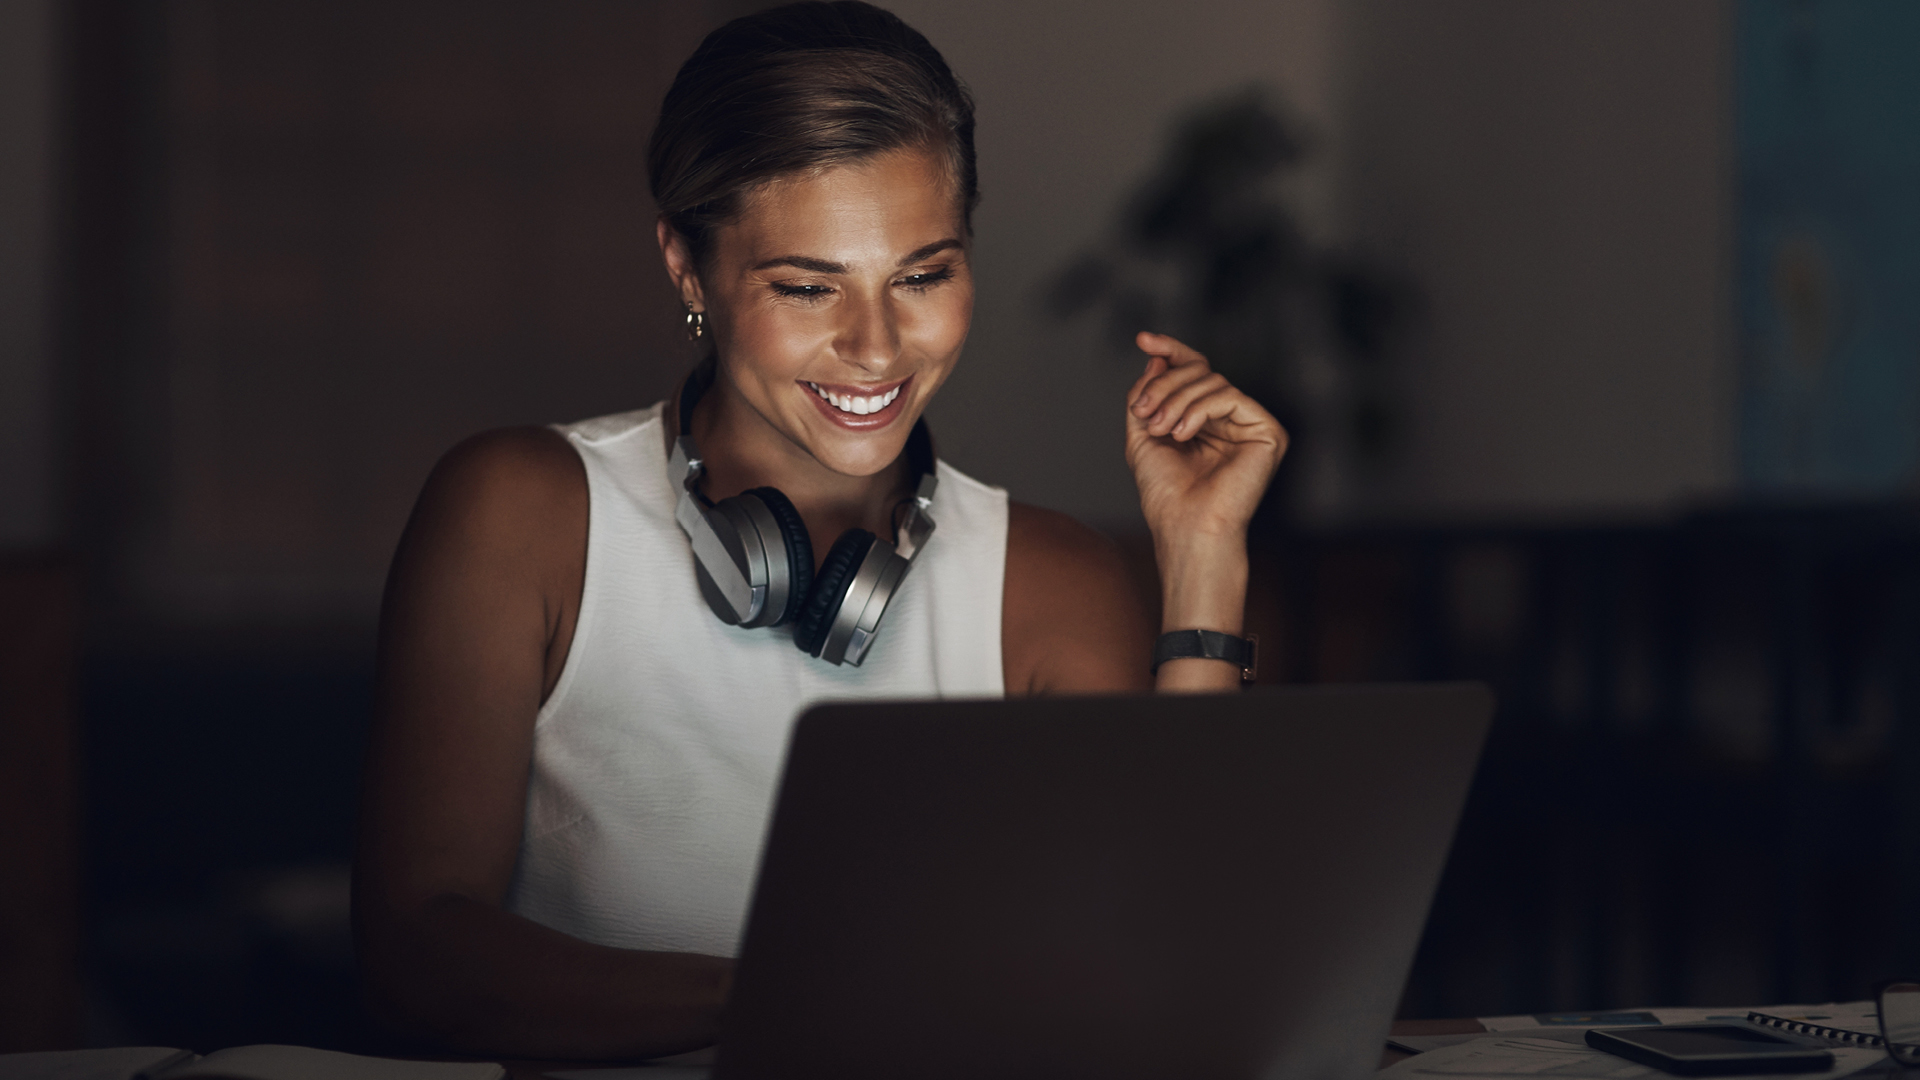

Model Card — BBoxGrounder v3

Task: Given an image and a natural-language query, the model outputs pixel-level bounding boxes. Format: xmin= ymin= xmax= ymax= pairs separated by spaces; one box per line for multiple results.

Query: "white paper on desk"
xmin=1749 ymin=1001 xmax=1883 ymax=1037
xmin=1476 ymin=1017 xmax=1546 ymax=1033
xmin=1391 ymin=1031 xmax=1593 ymax=1055
xmin=1376 ymin=1037 xmax=1884 ymax=1079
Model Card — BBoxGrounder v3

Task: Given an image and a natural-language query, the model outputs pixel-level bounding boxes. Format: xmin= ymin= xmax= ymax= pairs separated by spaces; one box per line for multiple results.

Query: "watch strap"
xmin=1151 ymin=629 xmax=1258 ymax=681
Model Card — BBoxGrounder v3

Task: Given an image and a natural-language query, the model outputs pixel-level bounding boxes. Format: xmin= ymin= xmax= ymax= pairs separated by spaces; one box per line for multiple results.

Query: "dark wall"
xmin=1246 ymin=510 xmax=1920 ymax=1016
xmin=81 ymin=0 xmax=727 ymax=641
xmin=61 ymin=0 xmax=740 ymax=1051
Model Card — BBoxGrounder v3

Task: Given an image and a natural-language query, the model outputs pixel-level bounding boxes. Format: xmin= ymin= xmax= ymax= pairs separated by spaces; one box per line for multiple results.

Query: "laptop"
xmin=711 ymin=683 xmax=1491 ymax=1080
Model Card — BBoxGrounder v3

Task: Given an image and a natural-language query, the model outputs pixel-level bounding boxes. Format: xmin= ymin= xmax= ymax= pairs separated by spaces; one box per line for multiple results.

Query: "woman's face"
xmin=668 ymin=146 xmax=973 ymax=479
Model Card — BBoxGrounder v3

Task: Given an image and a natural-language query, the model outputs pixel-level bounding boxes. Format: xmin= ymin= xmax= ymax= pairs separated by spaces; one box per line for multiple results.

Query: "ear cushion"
xmin=741 ymin=487 xmax=813 ymax=626
xmin=794 ymin=529 xmax=875 ymax=657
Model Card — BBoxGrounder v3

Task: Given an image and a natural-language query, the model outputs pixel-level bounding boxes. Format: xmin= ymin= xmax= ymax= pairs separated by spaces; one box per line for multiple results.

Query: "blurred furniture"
xmin=0 ymin=555 xmax=81 ymax=1051
xmin=1240 ymin=503 xmax=1920 ymax=1016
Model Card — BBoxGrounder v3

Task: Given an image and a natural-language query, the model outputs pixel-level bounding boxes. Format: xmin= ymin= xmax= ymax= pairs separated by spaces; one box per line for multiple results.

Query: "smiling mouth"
xmin=804 ymin=379 xmax=905 ymax=416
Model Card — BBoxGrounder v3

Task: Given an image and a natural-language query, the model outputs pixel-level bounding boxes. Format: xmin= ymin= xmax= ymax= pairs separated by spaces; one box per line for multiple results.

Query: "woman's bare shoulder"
xmin=408 ymin=426 xmax=583 ymax=549
xmin=384 ymin=427 xmax=590 ymax=705
xmin=1002 ymin=502 xmax=1153 ymax=695
xmin=422 ymin=426 xmax=585 ymax=516
xmin=1006 ymin=501 xmax=1125 ymax=575
xmin=395 ymin=426 xmax=588 ymax=594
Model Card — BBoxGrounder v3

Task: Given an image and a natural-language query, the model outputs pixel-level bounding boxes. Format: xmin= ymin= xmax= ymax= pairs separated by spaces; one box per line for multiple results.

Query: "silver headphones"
xmin=669 ymin=359 xmax=937 ymax=666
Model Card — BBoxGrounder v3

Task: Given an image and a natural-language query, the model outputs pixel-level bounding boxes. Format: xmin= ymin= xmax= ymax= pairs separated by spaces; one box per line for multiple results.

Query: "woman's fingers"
xmin=1135 ymin=330 xmax=1207 ymax=368
xmin=1125 ymin=329 xmax=1284 ymax=451
xmin=1126 ymin=354 xmax=1168 ymax=408
xmin=1133 ymin=364 xmax=1218 ymax=423
xmin=1170 ymin=385 xmax=1276 ymax=444
xmin=1129 ymin=337 xmax=1214 ymax=419
xmin=1143 ymin=379 xmax=1287 ymax=455
xmin=1143 ymin=371 xmax=1230 ymax=437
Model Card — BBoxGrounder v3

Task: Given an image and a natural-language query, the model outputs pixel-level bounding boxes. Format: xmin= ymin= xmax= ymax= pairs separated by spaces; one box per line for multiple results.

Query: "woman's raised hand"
xmin=1125 ymin=332 xmax=1288 ymax=550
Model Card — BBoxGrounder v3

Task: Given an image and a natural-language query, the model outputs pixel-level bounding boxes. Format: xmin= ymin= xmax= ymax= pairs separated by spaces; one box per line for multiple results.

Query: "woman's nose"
xmin=833 ymin=291 xmax=902 ymax=373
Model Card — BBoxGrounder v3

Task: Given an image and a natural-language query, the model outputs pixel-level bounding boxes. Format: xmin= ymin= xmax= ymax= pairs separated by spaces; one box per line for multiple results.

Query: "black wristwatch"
xmin=1151 ymin=630 xmax=1258 ymax=682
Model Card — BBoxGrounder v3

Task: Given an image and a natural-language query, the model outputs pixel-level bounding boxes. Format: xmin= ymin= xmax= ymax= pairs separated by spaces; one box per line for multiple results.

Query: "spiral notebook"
xmin=1747 ymin=1002 xmax=1884 ymax=1047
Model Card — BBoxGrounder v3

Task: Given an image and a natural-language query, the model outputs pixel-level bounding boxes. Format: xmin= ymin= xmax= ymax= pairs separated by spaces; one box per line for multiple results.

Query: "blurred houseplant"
xmin=1047 ymin=88 xmax=1412 ymax=515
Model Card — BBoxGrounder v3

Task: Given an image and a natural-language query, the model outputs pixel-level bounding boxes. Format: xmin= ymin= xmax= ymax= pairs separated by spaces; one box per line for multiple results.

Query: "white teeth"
xmin=808 ymin=381 xmax=902 ymax=416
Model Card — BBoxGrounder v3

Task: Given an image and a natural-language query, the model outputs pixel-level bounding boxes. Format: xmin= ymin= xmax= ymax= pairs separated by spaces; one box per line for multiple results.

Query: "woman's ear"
xmin=656 ymin=216 xmax=706 ymax=309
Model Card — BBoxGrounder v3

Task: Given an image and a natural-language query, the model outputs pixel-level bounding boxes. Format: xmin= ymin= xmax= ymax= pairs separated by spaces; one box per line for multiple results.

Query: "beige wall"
xmin=887 ymin=0 xmax=1343 ymax=529
xmin=0 ymin=0 xmax=59 ymax=549
xmin=1336 ymin=0 xmax=1735 ymax=520
xmin=894 ymin=0 xmax=1734 ymax=527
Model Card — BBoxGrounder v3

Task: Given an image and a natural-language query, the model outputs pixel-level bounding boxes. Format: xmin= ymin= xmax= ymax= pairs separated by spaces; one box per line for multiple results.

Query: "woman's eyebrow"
xmin=898 ymin=239 xmax=962 ymax=266
xmin=752 ymin=255 xmax=846 ymax=273
xmin=750 ymin=240 xmax=961 ymax=275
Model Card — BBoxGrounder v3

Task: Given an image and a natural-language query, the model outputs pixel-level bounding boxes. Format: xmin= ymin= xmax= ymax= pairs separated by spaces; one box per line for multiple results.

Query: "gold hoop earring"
xmin=685 ymin=303 xmax=706 ymax=341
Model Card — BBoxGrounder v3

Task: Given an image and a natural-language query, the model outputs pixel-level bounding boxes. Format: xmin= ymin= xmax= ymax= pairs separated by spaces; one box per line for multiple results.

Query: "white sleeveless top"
xmin=503 ymin=402 xmax=1007 ymax=957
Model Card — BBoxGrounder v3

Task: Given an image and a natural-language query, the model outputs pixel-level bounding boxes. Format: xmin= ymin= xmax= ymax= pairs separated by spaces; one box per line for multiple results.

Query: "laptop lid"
xmin=714 ymin=683 xmax=1491 ymax=1080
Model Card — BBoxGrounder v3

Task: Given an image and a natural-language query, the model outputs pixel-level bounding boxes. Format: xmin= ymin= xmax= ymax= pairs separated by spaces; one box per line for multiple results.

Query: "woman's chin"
xmin=807 ymin=436 xmax=913 ymax=479
xmin=789 ymin=418 xmax=915 ymax=479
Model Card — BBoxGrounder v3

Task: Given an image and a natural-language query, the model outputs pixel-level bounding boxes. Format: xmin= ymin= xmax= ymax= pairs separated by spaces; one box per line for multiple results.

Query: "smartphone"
xmin=1586 ymin=1023 xmax=1835 ymax=1075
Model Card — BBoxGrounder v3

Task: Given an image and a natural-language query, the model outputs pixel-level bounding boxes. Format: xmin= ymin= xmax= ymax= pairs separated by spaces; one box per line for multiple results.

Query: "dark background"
xmin=1 ymin=0 xmax=1917 ymax=1058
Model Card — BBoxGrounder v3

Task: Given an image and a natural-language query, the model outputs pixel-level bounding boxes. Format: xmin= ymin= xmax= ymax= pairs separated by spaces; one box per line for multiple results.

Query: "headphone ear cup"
xmin=740 ymin=487 xmax=813 ymax=626
xmin=794 ymin=530 xmax=875 ymax=658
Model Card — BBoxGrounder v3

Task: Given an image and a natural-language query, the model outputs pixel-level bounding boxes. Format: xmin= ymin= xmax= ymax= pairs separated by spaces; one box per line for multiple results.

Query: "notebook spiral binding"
xmin=1746 ymin=1011 xmax=1885 ymax=1048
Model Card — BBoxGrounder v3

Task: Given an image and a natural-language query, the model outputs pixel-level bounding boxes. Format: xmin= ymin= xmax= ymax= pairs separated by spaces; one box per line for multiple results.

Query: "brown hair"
xmin=648 ymin=2 xmax=978 ymax=269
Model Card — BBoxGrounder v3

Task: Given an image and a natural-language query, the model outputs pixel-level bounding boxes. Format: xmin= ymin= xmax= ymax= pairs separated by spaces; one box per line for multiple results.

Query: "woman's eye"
xmin=772 ymin=283 xmax=832 ymax=299
xmin=898 ymin=268 xmax=953 ymax=290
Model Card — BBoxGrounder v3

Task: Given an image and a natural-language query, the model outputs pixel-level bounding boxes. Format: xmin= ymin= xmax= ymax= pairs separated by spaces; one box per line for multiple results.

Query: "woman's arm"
xmin=1002 ymin=503 xmax=1156 ymax=695
xmin=1124 ymin=332 xmax=1286 ymax=692
xmin=353 ymin=428 xmax=730 ymax=1060
xmin=1003 ymin=333 xmax=1284 ymax=695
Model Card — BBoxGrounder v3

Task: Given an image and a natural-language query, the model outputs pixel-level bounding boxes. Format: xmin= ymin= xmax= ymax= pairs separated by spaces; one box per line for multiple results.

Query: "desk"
xmin=496 ymin=1053 xmax=710 ymax=1080
xmin=1381 ymin=1018 xmax=1490 ymax=1068
xmin=491 ymin=1019 xmax=1495 ymax=1078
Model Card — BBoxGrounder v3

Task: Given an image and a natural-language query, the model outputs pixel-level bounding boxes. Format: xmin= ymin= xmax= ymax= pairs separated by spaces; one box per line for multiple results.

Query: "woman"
xmin=353 ymin=0 xmax=1286 ymax=1060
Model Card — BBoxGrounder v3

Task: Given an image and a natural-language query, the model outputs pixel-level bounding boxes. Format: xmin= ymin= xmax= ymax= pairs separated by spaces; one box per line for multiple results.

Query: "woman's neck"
xmin=671 ymin=366 xmax=913 ymax=544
